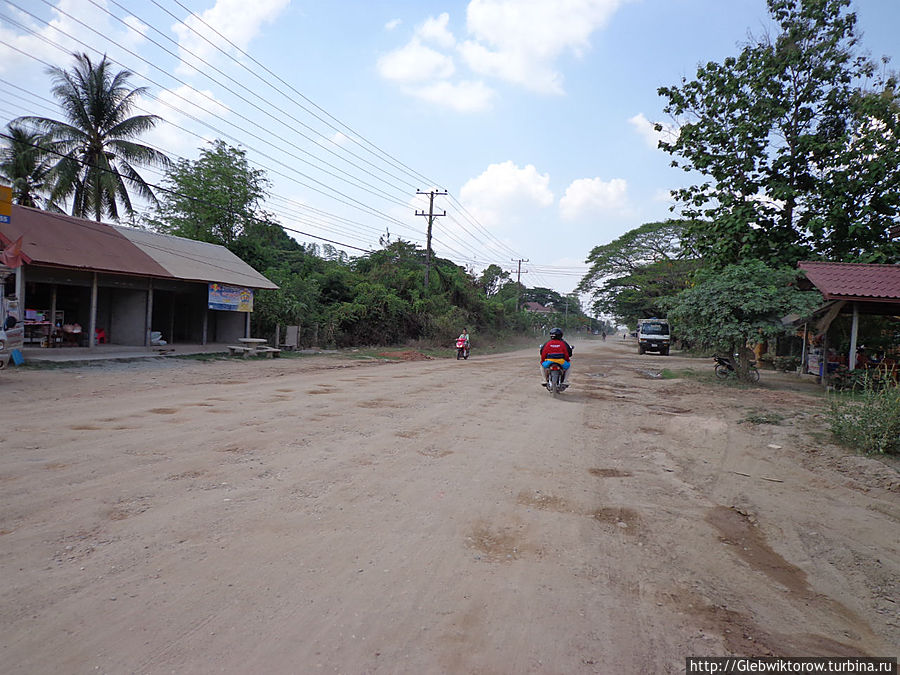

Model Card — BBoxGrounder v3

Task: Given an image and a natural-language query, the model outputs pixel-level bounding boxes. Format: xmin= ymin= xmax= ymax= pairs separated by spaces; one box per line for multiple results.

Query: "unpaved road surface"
xmin=1 ymin=339 xmax=898 ymax=673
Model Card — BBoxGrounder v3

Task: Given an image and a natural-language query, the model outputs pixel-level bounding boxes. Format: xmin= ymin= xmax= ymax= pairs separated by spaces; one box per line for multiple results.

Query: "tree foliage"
xmin=151 ymin=140 xmax=271 ymax=246
xmin=658 ymin=0 xmax=900 ymax=267
xmin=17 ymin=52 xmax=170 ymax=222
xmin=577 ymin=220 xmax=696 ymax=327
xmin=666 ymin=260 xmax=821 ymax=378
xmin=0 ymin=123 xmax=55 ymax=210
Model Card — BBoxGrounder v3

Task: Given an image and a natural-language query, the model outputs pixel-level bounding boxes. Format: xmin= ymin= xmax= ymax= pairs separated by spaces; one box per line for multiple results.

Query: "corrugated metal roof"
xmin=0 ymin=204 xmax=277 ymax=289
xmin=114 ymin=226 xmax=278 ymax=289
xmin=798 ymin=261 xmax=900 ymax=301
xmin=1 ymin=204 xmax=170 ymax=277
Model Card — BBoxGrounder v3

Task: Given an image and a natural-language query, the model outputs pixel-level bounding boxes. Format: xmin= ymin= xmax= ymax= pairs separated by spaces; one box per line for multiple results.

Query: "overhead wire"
xmin=15 ymin=2 xmax=418 ymax=211
xmin=0 ymin=3 xmax=585 ymax=289
xmin=0 ymin=9 xmax=492 ymax=263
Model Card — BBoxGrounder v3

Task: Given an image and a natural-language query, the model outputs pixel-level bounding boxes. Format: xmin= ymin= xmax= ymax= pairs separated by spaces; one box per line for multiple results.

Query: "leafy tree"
xmin=477 ymin=264 xmax=511 ymax=297
xmin=578 ymin=220 xmax=696 ymax=327
xmin=18 ymin=52 xmax=169 ymax=221
xmin=523 ymin=287 xmax=565 ymax=309
xmin=0 ymin=123 xmax=55 ymax=209
xmin=658 ymin=0 xmax=900 ymax=267
xmin=151 ymin=140 xmax=270 ymax=246
xmin=599 ymin=258 xmax=697 ymax=328
xmin=666 ymin=260 xmax=821 ymax=379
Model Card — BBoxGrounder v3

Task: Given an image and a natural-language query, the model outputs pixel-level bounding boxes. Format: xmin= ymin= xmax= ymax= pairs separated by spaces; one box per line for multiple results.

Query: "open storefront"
xmin=0 ymin=205 xmax=276 ymax=357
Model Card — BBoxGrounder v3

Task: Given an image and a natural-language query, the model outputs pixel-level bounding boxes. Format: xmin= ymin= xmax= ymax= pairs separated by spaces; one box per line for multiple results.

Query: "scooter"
xmin=545 ymin=362 xmax=569 ymax=394
xmin=456 ymin=338 xmax=470 ymax=360
xmin=714 ymin=354 xmax=760 ymax=382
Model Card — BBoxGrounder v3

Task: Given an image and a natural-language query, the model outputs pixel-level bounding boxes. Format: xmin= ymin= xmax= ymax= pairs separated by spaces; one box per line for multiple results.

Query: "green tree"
xmin=578 ymin=220 xmax=696 ymax=327
xmin=658 ymin=0 xmax=900 ymax=267
xmin=523 ymin=287 xmax=565 ymax=310
xmin=0 ymin=123 xmax=55 ymax=209
xmin=18 ymin=52 xmax=169 ymax=221
xmin=666 ymin=260 xmax=821 ymax=380
xmin=477 ymin=264 xmax=510 ymax=297
xmin=151 ymin=140 xmax=270 ymax=246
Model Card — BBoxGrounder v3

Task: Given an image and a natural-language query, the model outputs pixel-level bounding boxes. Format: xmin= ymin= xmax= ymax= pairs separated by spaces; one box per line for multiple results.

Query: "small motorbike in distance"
xmin=714 ymin=354 xmax=760 ymax=382
xmin=456 ymin=338 xmax=470 ymax=360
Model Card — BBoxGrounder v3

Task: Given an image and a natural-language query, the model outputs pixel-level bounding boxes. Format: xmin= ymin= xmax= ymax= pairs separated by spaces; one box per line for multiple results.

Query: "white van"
xmin=637 ymin=318 xmax=671 ymax=355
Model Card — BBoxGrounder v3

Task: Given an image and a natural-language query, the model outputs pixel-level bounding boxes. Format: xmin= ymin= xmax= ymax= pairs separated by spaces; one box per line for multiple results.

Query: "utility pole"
xmin=511 ymin=258 xmax=529 ymax=311
xmin=415 ymin=189 xmax=447 ymax=288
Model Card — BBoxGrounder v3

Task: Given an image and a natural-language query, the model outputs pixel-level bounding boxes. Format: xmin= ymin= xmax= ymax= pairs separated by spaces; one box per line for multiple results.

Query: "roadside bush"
xmin=828 ymin=379 xmax=900 ymax=455
xmin=772 ymin=355 xmax=800 ymax=372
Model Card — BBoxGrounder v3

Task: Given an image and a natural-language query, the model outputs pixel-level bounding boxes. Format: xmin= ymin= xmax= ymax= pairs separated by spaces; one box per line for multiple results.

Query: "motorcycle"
xmin=545 ymin=361 xmax=569 ymax=394
xmin=714 ymin=354 xmax=760 ymax=382
xmin=456 ymin=338 xmax=470 ymax=360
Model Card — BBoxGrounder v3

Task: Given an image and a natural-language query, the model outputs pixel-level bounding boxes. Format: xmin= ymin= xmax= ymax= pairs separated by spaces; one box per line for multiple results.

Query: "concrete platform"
xmin=18 ymin=342 xmax=234 ymax=365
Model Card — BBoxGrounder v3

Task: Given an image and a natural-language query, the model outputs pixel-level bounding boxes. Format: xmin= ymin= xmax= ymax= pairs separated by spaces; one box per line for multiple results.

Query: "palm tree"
xmin=0 ymin=122 xmax=54 ymax=209
xmin=16 ymin=52 xmax=170 ymax=221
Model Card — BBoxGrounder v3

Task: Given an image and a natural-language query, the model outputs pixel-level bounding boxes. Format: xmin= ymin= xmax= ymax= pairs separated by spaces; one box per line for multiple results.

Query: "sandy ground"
xmin=1 ymin=338 xmax=898 ymax=674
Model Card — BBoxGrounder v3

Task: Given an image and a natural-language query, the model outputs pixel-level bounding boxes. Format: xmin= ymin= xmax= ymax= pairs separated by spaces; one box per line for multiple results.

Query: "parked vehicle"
xmin=714 ymin=354 xmax=760 ymax=382
xmin=545 ymin=361 xmax=569 ymax=394
xmin=456 ymin=338 xmax=469 ymax=360
xmin=637 ymin=318 xmax=671 ymax=355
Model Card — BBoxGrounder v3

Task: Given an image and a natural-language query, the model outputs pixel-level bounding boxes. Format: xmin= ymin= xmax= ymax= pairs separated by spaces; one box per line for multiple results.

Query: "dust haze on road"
xmin=1 ymin=338 xmax=898 ymax=673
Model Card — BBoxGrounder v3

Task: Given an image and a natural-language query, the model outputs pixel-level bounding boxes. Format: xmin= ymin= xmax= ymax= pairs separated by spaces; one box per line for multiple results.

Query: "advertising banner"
xmin=208 ymin=283 xmax=253 ymax=312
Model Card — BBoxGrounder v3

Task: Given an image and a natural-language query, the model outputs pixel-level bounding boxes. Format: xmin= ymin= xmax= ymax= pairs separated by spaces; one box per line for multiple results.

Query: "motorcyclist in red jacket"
xmin=540 ymin=327 xmax=573 ymax=387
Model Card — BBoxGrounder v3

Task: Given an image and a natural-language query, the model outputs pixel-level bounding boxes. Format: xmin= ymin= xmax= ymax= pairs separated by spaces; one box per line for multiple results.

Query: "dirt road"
xmin=1 ymin=339 xmax=897 ymax=673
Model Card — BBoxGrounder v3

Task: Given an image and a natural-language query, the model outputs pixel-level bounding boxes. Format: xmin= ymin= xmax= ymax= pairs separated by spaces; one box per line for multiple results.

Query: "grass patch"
xmin=827 ymin=380 xmax=900 ymax=455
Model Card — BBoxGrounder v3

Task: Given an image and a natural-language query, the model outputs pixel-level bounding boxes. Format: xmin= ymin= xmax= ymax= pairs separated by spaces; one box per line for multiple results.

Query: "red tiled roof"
xmin=523 ymin=301 xmax=555 ymax=313
xmin=798 ymin=261 xmax=900 ymax=301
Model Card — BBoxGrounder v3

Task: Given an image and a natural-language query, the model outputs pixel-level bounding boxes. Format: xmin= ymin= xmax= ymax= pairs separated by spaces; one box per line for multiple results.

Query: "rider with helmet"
xmin=540 ymin=327 xmax=573 ymax=387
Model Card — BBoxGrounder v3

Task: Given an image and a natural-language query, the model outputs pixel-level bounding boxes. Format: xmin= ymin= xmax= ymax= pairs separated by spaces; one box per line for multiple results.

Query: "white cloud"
xmin=377 ymin=39 xmax=455 ymax=83
xmin=629 ymin=113 xmax=678 ymax=150
xmin=461 ymin=0 xmax=624 ymax=94
xmin=173 ymin=0 xmax=290 ymax=75
xmin=460 ymin=161 xmax=553 ymax=228
xmin=418 ymin=13 xmax=456 ymax=49
xmin=559 ymin=177 xmax=628 ymax=220
xmin=385 ymin=18 xmax=402 ymax=31
xmin=412 ymin=80 xmax=495 ymax=113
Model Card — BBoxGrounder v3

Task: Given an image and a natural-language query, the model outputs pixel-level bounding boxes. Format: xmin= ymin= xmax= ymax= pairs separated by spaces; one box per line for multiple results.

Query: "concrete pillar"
xmin=848 ymin=303 xmax=859 ymax=371
xmin=145 ymin=280 xmax=154 ymax=348
xmin=88 ymin=272 xmax=98 ymax=349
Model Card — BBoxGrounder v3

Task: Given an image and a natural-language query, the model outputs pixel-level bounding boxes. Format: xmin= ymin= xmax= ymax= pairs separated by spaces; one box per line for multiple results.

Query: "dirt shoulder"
xmin=1 ymin=339 xmax=897 ymax=673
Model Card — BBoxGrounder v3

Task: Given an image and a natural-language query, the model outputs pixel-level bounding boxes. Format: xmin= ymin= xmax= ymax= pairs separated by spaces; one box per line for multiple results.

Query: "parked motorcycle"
xmin=714 ymin=354 xmax=760 ymax=382
xmin=456 ymin=338 xmax=470 ymax=360
xmin=545 ymin=361 xmax=569 ymax=394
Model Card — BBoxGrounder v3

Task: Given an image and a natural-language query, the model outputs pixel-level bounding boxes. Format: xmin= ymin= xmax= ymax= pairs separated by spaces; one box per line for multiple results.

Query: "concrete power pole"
xmin=415 ymin=189 xmax=447 ymax=287
xmin=512 ymin=258 xmax=529 ymax=311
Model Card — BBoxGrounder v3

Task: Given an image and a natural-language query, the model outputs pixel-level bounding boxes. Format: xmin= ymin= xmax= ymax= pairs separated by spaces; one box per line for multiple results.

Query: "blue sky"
xmin=2 ymin=0 xmax=899 ymax=296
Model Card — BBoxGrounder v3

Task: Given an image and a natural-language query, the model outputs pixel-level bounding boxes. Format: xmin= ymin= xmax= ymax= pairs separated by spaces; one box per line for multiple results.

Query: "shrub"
xmin=828 ymin=379 xmax=900 ymax=455
xmin=772 ymin=355 xmax=800 ymax=372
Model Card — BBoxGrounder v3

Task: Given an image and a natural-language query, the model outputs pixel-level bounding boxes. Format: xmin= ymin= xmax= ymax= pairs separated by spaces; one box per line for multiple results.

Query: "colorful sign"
xmin=0 ymin=185 xmax=11 ymax=224
xmin=208 ymin=283 xmax=253 ymax=312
